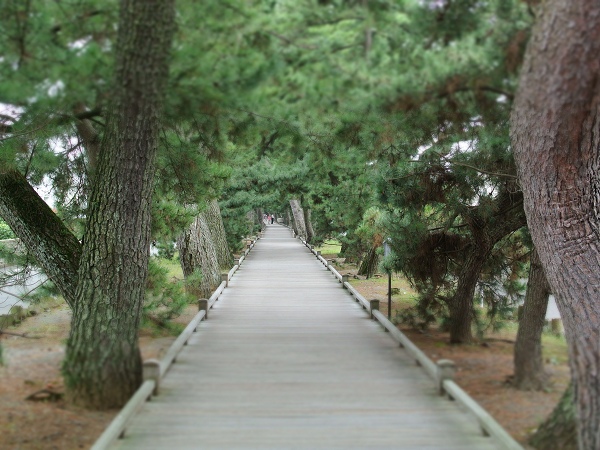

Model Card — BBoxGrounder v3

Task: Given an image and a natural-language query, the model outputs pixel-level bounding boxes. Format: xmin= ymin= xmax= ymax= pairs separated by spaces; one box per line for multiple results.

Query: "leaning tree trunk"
xmin=63 ymin=0 xmax=175 ymax=409
xmin=511 ymin=1 xmax=600 ymax=447
xmin=178 ymin=213 xmax=221 ymax=298
xmin=290 ymin=199 xmax=307 ymax=239
xmin=357 ymin=246 xmax=380 ymax=279
xmin=0 ymin=170 xmax=81 ymax=308
xmin=529 ymin=383 xmax=577 ymax=450
xmin=513 ymin=248 xmax=551 ymax=390
xmin=204 ymin=199 xmax=233 ymax=269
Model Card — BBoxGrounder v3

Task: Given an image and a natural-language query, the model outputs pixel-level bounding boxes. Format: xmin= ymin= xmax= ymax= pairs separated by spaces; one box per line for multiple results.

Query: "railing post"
xmin=369 ymin=299 xmax=380 ymax=320
xmin=198 ymin=299 xmax=208 ymax=321
xmin=316 ymin=250 xmax=321 ymax=257
xmin=221 ymin=272 xmax=229 ymax=287
xmin=436 ymin=359 xmax=456 ymax=396
xmin=342 ymin=274 xmax=350 ymax=284
xmin=143 ymin=359 xmax=161 ymax=396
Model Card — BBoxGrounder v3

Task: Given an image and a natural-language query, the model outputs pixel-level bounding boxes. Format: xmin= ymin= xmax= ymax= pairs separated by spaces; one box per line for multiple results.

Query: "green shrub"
xmin=0 ymin=221 xmax=15 ymax=240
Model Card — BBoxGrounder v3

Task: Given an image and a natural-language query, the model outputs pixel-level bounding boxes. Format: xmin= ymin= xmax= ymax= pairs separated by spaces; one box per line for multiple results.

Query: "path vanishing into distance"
xmin=111 ymin=224 xmax=502 ymax=450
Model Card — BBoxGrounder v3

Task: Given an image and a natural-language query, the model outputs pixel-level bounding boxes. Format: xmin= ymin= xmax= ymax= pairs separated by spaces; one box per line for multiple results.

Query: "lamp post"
xmin=384 ymin=240 xmax=392 ymax=320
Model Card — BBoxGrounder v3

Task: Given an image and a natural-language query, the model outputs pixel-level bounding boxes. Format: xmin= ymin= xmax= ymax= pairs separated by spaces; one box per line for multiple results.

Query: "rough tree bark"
xmin=62 ymin=0 xmax=175 ymax=409
xmin=204 ymin=199 xmax=233 ymax=269
xmin=178 ymin=213 xmax=221 ymax=298
xmin=529 ymin=382 xmax=577 ymax=450
xmin=513 ymin=248 xmax=551 ymax=390
xmin=511 ymin=0 xmax=600 ymax=446
xmin=290 ymin=199 xmax=307 ymax=239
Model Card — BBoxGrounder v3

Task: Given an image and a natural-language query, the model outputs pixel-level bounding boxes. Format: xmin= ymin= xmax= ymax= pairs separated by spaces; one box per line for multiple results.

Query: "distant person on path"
xmin=270 ymin=215 xmax=274 ymax=224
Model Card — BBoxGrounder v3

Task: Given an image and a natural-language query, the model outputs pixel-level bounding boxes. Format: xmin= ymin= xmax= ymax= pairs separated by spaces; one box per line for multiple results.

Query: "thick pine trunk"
xmin=62 ymin=0 xmax=175 ymax=409
xmin=513 ymin=248 xmax=551 ymax=390
xmin=529 ymin=383 xmax=577 ymax=450
xmin=511 ymin=1 xmax=600 ymax=446
xmin=290 ymin=199 xmax=307 ymax=239
xmin=178 ymin=213 xmax=221 ymax=298
xmin=204 ymin=199 xmax=233 ymax=270
xmin=0 ymin=170 xmax=81 ymax=307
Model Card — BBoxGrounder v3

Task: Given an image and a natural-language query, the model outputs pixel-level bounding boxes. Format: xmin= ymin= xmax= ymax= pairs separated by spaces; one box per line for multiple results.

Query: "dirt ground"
xmin=0 ymin=304 xmax=197 ymax=450
xmin=0 ymin=268 xmax=569 ymax=449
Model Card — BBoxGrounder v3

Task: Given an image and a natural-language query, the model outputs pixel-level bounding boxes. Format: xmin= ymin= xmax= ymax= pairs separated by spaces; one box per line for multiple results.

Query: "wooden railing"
xmin=91 ymin=237 xmax=259 ymax=450
xmin=296 ymin=231 xmax=523 ymax=450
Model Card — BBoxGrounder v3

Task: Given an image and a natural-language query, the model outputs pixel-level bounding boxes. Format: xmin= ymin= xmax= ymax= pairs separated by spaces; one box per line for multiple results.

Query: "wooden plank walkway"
xmin=112 ymin=225 xmax=501 ymax=449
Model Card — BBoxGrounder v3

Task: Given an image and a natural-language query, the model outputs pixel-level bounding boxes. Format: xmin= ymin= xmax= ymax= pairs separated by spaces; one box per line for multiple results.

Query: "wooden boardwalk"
xmin=112 ymin=225 xmax=501 ymax=450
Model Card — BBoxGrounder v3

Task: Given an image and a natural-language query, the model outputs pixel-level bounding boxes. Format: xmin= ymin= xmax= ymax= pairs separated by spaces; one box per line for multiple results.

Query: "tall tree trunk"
xmin=529 ymin=382 xmax=577 ymax=450
xmin=178 ymin=213 xmax=221 ymax=298
xmin=0 ymin=170 xmax=80 ymax=307
xmin=290 ymin=199 xmax=307 ymax=239
xmin=511 ymin=1 xmax=600 ymax=446
xmin=256 ymin=208 xmax=264 ymax=231
xmin=304 ymin=207 xmax=315 ymax=243
xmin=245 ymin=209 xmax=256 ymax=235
xmin=513 ymin=248 xmax=551 ymax=390
xmin=204 ymin=199 xmax=232 ymax=269
xmin=62 ymin=0 xmax=175 ymax=409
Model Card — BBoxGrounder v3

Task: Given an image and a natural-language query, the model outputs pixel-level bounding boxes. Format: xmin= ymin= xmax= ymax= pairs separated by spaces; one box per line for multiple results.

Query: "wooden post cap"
xmin=342 ymin=274 xmax=350 ymax=283
xmin=198 ymin=299 xmax=208 ymax=321
xmin=143 ymin=359 xmax=161 ymax=396
xmin=316 ymin=250 xmax=322 ymax=256
xmin=369 ymin=299 xmax=380 ymax=319
xmin=436 ymin=359 xmax=456 ymax=395
xmin=221 ymin=273 xmax=229 ymax=286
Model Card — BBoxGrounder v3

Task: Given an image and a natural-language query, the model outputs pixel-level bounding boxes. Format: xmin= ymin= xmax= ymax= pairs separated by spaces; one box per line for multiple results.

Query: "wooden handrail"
xmin=90 ymin=380 xmax=155 ymax=450
xmin=371 ymin=309 xmax=437 ymax=379
xmin=159 ymin=309 xmax=206 ymax=377
xmin=209 ymin=281 xmax=226 ymax=308
xmin=343 ymin=281 xmax=370 ymax=310
xmin=228 ymin=265 xmax=239 ymax=281
xmin=443 ymin=380 xmax=523 ymax=449
xmin=329 ymin=265 xmax=343 ymax=282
